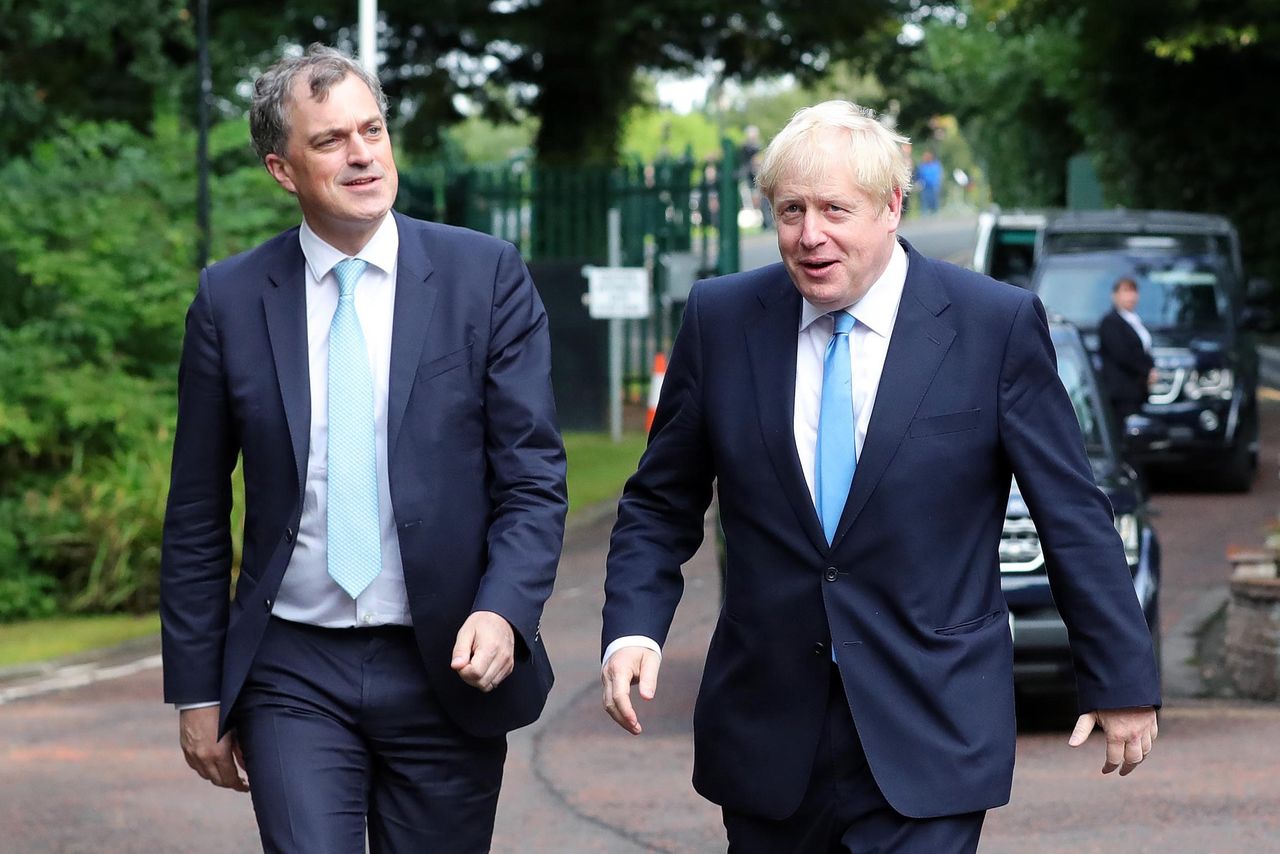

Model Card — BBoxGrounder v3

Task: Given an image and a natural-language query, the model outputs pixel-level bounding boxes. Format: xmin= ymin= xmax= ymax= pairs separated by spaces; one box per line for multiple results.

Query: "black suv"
xmin=1029 ymin=211 xmax=1261 ymax=490
xmin=1002 ymin=322 xmax=1161 ymax=699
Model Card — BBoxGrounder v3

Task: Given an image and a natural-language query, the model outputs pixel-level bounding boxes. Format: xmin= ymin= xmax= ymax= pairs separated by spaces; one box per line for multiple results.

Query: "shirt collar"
xmin=1117 ymin=307 xmax=1145 ymax=326
xmin=798 ymin=240 xmax=908 ymax=337
xmin=299 ymin=212 xmax=399 ymax=282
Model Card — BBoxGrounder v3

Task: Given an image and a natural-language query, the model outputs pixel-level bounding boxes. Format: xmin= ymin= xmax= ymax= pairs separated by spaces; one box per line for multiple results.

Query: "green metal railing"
xmin=399 ymin=140 xmax=741 ymax=396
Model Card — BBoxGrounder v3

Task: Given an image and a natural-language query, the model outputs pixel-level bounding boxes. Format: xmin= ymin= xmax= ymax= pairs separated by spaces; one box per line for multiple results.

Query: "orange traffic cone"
xmin=645 ymin=352 xmax=668 ymax=433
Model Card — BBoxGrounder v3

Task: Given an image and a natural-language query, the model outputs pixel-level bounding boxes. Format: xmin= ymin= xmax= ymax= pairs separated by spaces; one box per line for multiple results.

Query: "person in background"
xmin=1099 ymin=276 xmax=1157 ymax=423
xmin=160 ymin=43 xmax=567 ymax=853
xmin=914 ymin=149 xmax=943 ymax=214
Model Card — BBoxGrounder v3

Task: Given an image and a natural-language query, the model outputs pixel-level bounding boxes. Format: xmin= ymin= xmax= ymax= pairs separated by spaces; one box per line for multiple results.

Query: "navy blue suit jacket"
xmin=603 ymin=240 xmax=1159 ymax=819
xmin=161 ymin=212 xmax=568 ymax=738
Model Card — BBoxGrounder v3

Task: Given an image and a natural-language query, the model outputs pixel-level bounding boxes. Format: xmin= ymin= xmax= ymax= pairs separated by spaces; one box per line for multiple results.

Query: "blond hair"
xmin=756 ymin=101 xmax=912 ymax=209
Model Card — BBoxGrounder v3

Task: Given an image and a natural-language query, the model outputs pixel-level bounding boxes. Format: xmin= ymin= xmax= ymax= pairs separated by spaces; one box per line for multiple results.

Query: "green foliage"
xmin=725 ymin=62 xmax=888 ymax=141
xmin=0 ymin=0 xmax=193 ymax=159
xmin=443 ymin=116 xmax=538 ymax=165
xmin=620 ymin=108 xmax=723 ymax=164
xmin=912 ymin=7 xmax=1082 ymax=207
xmin=0 ymin=114 xmax=292 ymax=620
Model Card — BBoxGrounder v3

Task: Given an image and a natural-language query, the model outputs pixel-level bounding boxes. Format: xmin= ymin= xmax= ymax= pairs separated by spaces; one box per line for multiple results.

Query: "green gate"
xmin=398 ymin=141 xmax=741 ymax=403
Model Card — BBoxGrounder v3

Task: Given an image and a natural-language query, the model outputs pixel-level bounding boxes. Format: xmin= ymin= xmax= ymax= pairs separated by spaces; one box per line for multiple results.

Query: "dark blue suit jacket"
xmin=603 ymin=240 xmax=1159 ymax=819
xmin=161 ymin=211 xmax=567 ymax=738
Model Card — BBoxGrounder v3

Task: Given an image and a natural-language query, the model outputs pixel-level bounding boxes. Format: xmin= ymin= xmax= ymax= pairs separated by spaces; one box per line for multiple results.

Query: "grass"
xmin=0 ymin=430 xmax=648 ymax=670
xmin=563 ymin=430 xmax=649 ymax=515
xmin=0 ymin=612 xmax=161 ymax=669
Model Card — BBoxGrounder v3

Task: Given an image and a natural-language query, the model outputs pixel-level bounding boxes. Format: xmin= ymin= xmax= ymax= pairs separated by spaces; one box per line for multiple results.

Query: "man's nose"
xmin=347 ymin=134 xmax=373 ymax=165
xmin=799 ymin=210 xmax=826 ymax=248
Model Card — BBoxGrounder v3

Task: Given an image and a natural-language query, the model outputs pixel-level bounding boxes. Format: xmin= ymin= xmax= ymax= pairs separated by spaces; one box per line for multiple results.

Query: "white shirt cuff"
xmin=602 ymin=636 xmax=662 ymax=667
xmin=175 ymin=701 xmax=220 ymax=711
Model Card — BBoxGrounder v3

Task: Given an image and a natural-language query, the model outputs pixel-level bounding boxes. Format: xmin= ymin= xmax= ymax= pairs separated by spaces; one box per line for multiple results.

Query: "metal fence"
xmin=398 ymin=141 xmax=741 ymax=399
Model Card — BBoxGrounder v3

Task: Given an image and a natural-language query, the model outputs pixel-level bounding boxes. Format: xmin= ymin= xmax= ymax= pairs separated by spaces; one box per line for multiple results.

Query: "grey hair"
xmin=249 ymin=43 xmax=388 ymax=162
xmin=756 ymin=101 xmax=912 ymax=211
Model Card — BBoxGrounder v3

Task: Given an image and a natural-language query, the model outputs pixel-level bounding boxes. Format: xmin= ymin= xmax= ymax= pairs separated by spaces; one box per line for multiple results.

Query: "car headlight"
xmin=1183 ymin=368 xmax=1233 ymax=400
xmin=1115 ymin=513 xmax=1140 ymax=566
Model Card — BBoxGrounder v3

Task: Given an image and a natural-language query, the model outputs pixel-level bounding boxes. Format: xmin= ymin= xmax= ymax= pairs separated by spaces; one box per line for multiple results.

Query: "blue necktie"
xmin=816 ymin=311 xmax=856 ymax=545
xmin=327 ymin=257 xmax=382 ymax=599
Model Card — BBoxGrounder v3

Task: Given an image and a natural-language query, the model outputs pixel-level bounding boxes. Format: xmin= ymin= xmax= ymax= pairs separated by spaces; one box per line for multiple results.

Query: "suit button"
xmin=284 ymin=528 xmax=294 ymax=542
xmin=812 ymin=642 xmax=827 ymax=656
xmin=264 ymin=598 xmax=273 ymax=611
xmin=824 ymin=567 xmax=838 ymax=582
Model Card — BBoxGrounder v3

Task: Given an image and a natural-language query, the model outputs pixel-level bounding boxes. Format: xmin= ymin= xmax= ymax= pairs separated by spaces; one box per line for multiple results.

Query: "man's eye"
xmin=367 ymin=126 xmax=382 ymax=136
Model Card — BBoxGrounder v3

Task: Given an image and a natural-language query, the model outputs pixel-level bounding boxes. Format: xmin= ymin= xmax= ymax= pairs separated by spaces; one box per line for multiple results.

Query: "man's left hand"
xmin=1068 ymin=706 xmax=1158 ymax=775
xmin=451 ymin=610 xmax=516 ymax=692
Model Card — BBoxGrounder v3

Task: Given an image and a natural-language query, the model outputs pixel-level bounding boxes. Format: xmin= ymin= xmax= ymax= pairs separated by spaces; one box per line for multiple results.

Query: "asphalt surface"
xmin=5 ymin=216 xmax=1280 ymax=851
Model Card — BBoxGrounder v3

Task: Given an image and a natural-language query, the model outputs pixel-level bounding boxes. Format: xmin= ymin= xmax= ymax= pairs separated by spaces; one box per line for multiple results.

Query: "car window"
xmin=1036 ymin=256 xmax=1230 ymax=332
xmin=1141 ymin=270 xmax=1225 ymax=330
xmin=990 ymin=228 xmax=1037 ymax=286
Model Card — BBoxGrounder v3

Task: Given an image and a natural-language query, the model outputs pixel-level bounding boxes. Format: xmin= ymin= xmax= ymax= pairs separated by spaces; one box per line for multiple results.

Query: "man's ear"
xmin=883 ymin=186 xmax=904 ymax=226
xmin=264 ymin=153 xmax=298 ymax=195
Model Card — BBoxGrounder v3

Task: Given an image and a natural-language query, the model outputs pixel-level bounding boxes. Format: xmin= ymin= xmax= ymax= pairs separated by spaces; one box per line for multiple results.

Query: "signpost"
xmin=583 ymin=210 xmax=651 ymax=441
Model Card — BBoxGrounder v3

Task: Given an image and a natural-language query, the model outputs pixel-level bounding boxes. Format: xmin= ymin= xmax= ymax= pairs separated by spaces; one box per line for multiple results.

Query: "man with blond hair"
xmin=161 ymin=44 xmax=566 ymax=852
xmin=600 ymin=101 xmax=1159 ymax=851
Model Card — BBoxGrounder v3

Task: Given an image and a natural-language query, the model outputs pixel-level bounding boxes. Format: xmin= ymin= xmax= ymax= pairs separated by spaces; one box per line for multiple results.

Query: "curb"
xmin=0 ymin=633 xmax=162 ymax=690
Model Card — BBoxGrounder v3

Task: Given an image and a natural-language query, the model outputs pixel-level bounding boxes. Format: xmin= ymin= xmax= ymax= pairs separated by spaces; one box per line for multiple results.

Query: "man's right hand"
xmin=179 ymin=706 xmax=249 ymax=792
xmin=601 ymin=647 xmax=662 ymax=735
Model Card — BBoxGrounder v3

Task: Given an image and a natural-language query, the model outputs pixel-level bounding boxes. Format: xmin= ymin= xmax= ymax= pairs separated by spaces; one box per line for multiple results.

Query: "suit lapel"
xmin=386 ymin=212 xmax=438 ymax=458
xmin=263 ymin=239 xmax=311 ymax=497
xmin=832 ymin=242 xmax=956 ymax=547
xmin=744 ymin=270 xmax=830 ymax=554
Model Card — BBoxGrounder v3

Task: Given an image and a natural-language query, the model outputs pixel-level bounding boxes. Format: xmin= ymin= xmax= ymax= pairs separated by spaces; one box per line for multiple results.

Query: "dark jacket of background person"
xmin=1099 ymin=308 xmax=1155 ymax=421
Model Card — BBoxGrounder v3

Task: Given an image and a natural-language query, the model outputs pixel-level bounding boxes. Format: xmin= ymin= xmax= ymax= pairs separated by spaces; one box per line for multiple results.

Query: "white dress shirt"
xmin=178 ymin=215 xmax=409 ymax=709
xmin=271 ymin=213 xmax=411 ymax=628
xmin=1117 ymin=307 xmax=1152 ymax=353
xmin=603 ymin=242 xmax=910 ymax=665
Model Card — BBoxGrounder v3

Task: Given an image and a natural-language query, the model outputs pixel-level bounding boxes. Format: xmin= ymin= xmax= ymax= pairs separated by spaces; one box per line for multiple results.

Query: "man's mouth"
xmin=799 ymin=259 xmax=837 ymax=273
xmin=344 ymin=176 xmax=379 ymax=187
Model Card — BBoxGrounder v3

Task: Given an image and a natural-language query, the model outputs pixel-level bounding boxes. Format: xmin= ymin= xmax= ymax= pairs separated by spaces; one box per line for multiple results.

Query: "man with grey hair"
xmin=601 ymin=101 xmax=1158 ymax=851
xmin=161 ymin=43 xmax=567 ymax=852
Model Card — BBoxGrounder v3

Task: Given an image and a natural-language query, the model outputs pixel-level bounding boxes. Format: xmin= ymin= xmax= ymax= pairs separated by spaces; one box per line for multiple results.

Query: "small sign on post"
xmin=583 ymin=266 xmax=651 ymax=320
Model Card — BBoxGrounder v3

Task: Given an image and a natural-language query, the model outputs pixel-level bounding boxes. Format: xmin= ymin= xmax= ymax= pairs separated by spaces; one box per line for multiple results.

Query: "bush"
xmin=0 ymin=114 xmax=292 ymax=620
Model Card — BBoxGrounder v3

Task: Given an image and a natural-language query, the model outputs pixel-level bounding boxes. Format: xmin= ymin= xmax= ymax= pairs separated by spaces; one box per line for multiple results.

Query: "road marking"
xmin=0 ymin=654 xmax=162 ymax=705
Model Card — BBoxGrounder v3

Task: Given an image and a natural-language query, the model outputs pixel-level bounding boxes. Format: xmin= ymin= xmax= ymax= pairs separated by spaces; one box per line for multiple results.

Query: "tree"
xmin=898 ymin=0 xmax=1280 ymax=281
xmin=0 ymin=0 xmax=192 ymax=159
xmin=196 ymin=0 xmax=911 ymax=164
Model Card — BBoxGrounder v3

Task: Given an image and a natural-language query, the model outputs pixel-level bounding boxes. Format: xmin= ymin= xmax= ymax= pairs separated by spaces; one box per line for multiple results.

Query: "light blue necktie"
xmin=327 ymin=257 xmax=382 ymax=599
xmin=816 ymin=311 xmax=856 ymax=545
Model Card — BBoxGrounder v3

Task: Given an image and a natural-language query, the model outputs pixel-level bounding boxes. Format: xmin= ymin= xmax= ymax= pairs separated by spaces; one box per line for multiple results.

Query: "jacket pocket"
xmin=909 ymin=408 xmax=980 ymax=438
xmin=934 ymin=609 xmax=1004 ymax=636
xmin=418 ymin=342 xmax=473 ymax=382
